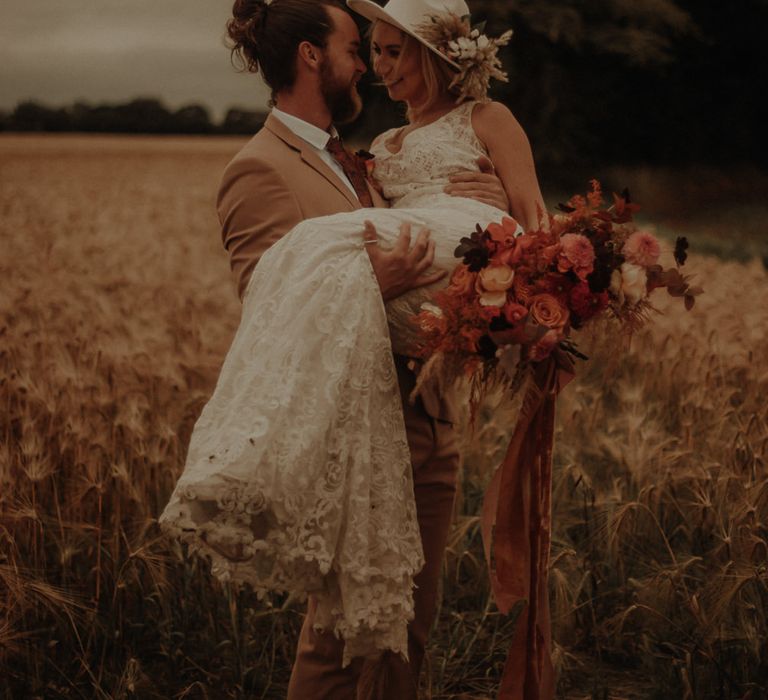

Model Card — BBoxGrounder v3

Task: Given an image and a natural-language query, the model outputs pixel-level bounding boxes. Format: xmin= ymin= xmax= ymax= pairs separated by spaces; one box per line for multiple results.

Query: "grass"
xmin=1 ymin=134 xmax=766 ymax=699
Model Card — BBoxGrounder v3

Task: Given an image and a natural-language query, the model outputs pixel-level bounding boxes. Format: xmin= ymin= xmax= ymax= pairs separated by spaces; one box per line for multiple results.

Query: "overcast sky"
xmin=0 ymin=0 xmax=272 ymax=120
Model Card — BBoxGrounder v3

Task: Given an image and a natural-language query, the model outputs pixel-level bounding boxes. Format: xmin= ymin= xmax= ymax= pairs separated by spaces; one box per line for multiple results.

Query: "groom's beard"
xmin=320 ymin=60 xmax=362 ymax=126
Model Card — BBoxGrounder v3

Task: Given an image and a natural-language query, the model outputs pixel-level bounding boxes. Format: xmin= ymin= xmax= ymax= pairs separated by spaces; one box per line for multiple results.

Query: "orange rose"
xmin=529 ymin=293 xmax=569 ymax=329
xmin=476 ymin=264 xmax=515 ymax=307
xmin=448 ymin=265 xmax=477 ymax=296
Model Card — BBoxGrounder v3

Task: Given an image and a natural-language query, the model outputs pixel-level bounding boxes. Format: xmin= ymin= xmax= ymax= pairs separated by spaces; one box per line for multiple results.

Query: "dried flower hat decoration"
xmin=417 ymin=13 xmax=514 ymax=103
xmin=347 ymin=0 xmax=513 ymax=103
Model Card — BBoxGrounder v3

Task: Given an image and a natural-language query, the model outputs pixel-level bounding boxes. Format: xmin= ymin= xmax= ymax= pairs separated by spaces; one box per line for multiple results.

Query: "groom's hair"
xmin=227 ymin=0 xmax=348 ymax=100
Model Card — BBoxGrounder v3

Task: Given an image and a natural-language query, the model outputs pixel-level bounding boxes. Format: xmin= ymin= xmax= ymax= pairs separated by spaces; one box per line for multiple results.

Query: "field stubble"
xmin=1 ymin=135 xmax=766 ymax=699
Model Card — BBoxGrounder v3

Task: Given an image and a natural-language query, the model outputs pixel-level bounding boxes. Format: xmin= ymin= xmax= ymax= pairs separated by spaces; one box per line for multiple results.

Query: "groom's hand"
xmin=445 ymin=155 xmax=510 ymax=212
xmin=363 ymin=221 xmax=446 ymax=302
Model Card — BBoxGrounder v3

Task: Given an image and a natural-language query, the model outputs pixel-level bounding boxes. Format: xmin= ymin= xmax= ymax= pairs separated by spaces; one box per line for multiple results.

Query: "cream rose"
xmin=611 ymin=263 xmax=648 ymax=305
xmin=420 ymin=302 xmax=444 ymax=318
xmin=476 ymin=264 xmax=515 ymax=308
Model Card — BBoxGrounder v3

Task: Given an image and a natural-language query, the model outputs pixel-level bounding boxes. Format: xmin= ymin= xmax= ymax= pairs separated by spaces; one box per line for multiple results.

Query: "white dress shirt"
xmin=270 ymin=107 xmax=358 ymax=199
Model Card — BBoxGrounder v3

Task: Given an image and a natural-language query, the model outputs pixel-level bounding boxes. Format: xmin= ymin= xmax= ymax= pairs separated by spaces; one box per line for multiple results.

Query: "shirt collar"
xmin=271 ymin=107 xmax=339 ymax=150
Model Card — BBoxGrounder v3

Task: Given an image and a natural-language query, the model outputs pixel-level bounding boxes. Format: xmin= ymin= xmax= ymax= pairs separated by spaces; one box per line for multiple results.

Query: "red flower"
xmin=503 ymin=302 xmax=529 ymax=325
xmin=569 ymin=282 xmax=608 ymax=321
xmin=487 ymin=217 xmax=520 ymax=244
xmin=540 ymin=243 xmax=562 ymax=267
xmin=536 ymin=273 xmax=574 ymax=302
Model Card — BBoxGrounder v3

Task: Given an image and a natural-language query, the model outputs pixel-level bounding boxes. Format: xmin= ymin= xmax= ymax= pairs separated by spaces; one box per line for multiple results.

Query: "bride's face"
xmin=371 ymin=22 xmax=426 ymax=107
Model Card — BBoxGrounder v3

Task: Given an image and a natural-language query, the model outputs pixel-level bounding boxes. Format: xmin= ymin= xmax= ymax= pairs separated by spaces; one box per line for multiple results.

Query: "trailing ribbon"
xmin=481 ymin=350 xmax=575 ymax=700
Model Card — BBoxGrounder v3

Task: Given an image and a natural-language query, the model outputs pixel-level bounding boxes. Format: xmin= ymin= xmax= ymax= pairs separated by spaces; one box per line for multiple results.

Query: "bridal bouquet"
xmin=413 ymin=181 xmax=702 ymax=694
xmin=413 ymin=180 xmax=701 ymax=404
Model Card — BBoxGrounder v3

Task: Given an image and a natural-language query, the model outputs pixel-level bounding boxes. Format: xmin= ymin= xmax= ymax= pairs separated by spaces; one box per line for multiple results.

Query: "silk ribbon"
xmin=481 ymin=350 xmax=575 ymax=700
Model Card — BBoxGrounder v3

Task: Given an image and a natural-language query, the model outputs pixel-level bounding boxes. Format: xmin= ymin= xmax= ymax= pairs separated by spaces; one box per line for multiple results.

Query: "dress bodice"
xmin=369 ymin=101 xmax=489 ymax=209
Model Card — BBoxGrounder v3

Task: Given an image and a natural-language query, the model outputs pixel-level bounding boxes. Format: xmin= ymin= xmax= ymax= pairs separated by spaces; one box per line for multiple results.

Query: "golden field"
xmin=1 ymin=135 xmax=766 ymax=699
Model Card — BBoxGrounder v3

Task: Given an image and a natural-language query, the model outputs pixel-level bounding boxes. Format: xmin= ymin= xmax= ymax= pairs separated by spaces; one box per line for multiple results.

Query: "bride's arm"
xmin=472 ymin=102 xmax=547 ymax=231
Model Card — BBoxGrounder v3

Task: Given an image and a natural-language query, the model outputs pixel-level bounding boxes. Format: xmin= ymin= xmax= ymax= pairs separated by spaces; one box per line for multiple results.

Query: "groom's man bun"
xmin=227 ymin=0 xmax=348 ymax=101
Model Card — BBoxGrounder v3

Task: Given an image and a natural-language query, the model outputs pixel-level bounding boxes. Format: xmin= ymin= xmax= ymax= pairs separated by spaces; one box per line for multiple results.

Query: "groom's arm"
xmin=218 ymin=156 xmax=304 ymax=301
xmin=362 ymin=221 xmax=446 ymax=302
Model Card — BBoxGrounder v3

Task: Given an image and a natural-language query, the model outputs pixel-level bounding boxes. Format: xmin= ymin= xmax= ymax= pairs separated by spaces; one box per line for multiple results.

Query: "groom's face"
xmin=318 ymin=8 xmax=367 ymax=125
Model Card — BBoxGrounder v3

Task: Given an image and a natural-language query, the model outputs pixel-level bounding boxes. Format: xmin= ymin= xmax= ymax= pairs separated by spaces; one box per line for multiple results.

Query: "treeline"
xmin=2 ymin=0 xmax=765 ymax=172
xmin=0 ymin=99 xmax=267 ymax=136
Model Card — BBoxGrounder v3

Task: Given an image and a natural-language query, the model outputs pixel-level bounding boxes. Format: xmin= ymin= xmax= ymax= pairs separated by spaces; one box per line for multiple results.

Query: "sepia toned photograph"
xmin=1 ymin=1 xmax=766 ymax=698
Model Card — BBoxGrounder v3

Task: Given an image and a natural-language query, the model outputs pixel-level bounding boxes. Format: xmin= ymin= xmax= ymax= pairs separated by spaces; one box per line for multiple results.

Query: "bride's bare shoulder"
xmin=471 ymin=101 xmax=531 ymax=149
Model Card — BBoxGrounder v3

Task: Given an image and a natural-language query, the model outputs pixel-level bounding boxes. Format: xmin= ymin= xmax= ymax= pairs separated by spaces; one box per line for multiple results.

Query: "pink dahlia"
xmin=623 ymin=230 xmax=661 ymax=267
xmin=558 ymin=233 xmax=595 ymax=281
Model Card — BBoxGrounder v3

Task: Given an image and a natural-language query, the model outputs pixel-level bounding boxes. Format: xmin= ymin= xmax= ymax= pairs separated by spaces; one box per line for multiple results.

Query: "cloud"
xmin=0 ymin=0 xmax=271 ymax=119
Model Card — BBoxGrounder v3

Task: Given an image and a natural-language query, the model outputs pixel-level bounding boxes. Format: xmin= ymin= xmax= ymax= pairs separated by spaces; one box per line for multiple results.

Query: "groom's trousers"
xmin=286 ymin=356 xmax=460 ymax=700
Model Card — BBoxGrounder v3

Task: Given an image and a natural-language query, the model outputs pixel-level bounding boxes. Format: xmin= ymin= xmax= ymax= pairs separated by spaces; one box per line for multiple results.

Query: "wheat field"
xmin=1 ymin=135 xmax=766 ymax=699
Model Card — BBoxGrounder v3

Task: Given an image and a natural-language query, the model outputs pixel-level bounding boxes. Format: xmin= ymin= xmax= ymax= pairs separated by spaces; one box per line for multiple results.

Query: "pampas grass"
xmin=1 ymin=135 xmax=766 ymax=699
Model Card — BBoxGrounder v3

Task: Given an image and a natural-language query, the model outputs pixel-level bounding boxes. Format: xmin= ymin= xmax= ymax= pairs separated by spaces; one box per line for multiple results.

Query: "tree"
xmin=8 ymin=101 xmax=72 ymax=132
xmin=115 ymin=98 xmax=174 ymax=133
xmin=173 ymin=105 xmax=213 ymax=134
xmin=488 ymin=0 xmax=696 ymax=66
xmin=220 ymin=108 xmax=266 ymax=135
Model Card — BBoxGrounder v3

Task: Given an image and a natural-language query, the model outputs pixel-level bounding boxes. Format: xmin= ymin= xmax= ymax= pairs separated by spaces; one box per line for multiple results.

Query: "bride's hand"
xmin=363 ymin=221 xmax=446 ymax=302
xmin=444 ymin=156 xmax=511 ymax=212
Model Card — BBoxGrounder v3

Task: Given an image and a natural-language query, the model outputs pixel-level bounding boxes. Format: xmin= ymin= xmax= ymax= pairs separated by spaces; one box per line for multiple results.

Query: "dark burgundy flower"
xmin=588 ymin=240 xmax=620 ymax=293
xmin=587 ymin=262 xmax=613 ymax=293
xmin=455 ymin=228 xmax=493 ymax=271
xmin=489 ymin=314 xmax=511 ymax=332
xmin=477 ymin=334 xmax=498 ymax=360
xmin=536 ymin=273 xmax=574 ymax=301
xmin=674 ymin=236 xmax=689 ymax=266
xmin=569 ymin=282 xmax=609 ymax=322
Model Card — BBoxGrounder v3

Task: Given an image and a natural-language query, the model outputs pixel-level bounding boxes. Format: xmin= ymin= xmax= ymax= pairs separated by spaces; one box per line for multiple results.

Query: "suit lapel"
xmin=264 ymin=114 xmax=361 ymax=210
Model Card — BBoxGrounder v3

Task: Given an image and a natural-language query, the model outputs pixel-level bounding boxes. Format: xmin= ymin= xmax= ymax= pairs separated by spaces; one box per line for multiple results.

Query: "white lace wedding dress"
xmin=159 ymin=101 xmax=508 ymax=664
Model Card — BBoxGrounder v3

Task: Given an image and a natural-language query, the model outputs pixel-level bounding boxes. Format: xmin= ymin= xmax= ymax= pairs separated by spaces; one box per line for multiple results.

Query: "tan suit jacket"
xmin=217 ymin=113 xmax=456 ymax=423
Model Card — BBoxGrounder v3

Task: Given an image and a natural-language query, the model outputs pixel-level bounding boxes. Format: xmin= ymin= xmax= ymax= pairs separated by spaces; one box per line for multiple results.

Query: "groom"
xmin=217 ymin=0 xmax=509 ymax=697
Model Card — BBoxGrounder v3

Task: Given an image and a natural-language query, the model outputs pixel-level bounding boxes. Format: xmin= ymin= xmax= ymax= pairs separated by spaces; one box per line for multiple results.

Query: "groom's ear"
xmin=297 ymin=41 xmax=322 ymax=71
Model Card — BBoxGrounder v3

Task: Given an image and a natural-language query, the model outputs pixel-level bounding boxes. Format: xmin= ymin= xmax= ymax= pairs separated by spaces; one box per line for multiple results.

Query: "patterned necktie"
xmin=326 ymin=136 xmax=374 ymax=208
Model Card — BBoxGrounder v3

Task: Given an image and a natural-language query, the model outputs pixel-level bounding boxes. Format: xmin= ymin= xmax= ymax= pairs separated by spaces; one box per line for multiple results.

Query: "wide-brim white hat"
xmin=346 ymin=0 xmax=470 ymax=70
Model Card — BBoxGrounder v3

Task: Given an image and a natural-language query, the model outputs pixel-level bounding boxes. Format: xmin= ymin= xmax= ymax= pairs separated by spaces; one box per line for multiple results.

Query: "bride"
xmin=160 ymin=0 xmax=546 ymax=666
